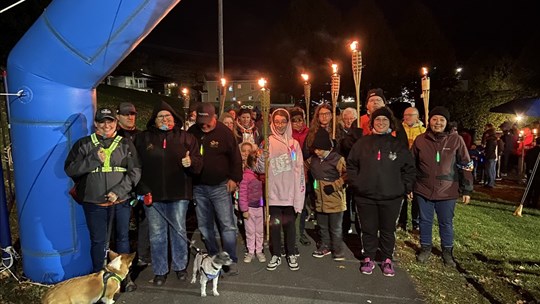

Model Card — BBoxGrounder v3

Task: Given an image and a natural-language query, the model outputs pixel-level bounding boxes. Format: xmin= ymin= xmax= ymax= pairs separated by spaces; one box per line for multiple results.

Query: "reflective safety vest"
xmin=90 ymin=133 xmax=127 ymax=173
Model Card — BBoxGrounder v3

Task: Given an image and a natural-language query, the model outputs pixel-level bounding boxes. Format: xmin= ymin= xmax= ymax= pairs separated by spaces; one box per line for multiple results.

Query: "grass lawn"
xmin=396 ymin=197 xmax=540 ymax=304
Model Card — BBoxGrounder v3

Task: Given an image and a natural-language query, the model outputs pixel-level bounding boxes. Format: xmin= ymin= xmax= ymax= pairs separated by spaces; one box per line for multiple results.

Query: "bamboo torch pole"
xmin=219 ymin=78 xmax=227 ymax=117
xmin=301 ymin=73 xmax=311 ymax=127
xmin=331 ymin=64 xmax=340 ymax=140
xmin=421 ymin=67 xmax=430 ymax=126
xmin=350 ymin=41 xmax=362 ymax=128
xmin=258 ymin=78 xmax=271 ymax=241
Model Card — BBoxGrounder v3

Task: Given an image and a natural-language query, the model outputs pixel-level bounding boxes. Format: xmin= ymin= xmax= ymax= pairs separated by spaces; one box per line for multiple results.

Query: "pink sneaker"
xmin=381 ymin=258 xmax=395 ymax=277
xmin=360 ymin=257 xmax=375 ymax=275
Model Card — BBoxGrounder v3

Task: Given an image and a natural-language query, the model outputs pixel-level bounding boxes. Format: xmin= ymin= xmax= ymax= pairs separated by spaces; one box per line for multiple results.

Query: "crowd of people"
xmin=66 ymin=87 xmax=540 ymax=290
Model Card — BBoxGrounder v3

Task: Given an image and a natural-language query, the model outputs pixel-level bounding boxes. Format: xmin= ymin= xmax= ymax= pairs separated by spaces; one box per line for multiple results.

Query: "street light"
xmin=421 ymin=67 xmax=430 ymax=125
xmin=219 ymin=78 xmax=227 ymax=116
xmin=350 ymin=40 xmax=362 ymax=127
xmin=301 ymin=73 xmax=311 ymax=127
xmin=331 ymin=63 xmax=340 ymax=139
xmin=258 ymin=77 xmax=270 ymax=242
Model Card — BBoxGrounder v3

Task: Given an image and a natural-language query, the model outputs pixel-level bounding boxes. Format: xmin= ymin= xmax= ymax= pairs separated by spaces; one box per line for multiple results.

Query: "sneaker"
xmin=332 ymin=252 xmax=345 ymax=261
xmin=360 ymin=257 xmax=375 ymax=275
xmin=381 ymin=258 xmax=395 ymax=277
xmin=287 ymin=255 xmax=299 ymax=271
xmin=312 ymin=248 xmax=331 ymax=258
xmin=299 ymin=234 xmax=312 ymax=246
xmin=175 ymin=269 xmax=188 ymax=281
xmin=243 ymin=253 xmax=254 ymax=263
xmin=153 ymin=274 xmax=167 ymax=286
xmin=256 ymin=252 xmax=266 ymax=263
xmin=266 ymin=255 xmax=281 ymax=271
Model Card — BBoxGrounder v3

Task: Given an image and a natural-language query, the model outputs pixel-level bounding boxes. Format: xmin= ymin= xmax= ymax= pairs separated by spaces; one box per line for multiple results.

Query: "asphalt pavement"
xmin=116 ymin=217 xmax=424 ymax=304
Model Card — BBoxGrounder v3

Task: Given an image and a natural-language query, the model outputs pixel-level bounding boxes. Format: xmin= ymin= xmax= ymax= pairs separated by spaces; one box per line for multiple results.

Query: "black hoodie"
xmin=134 ymin=101 xmax=203 ymax=201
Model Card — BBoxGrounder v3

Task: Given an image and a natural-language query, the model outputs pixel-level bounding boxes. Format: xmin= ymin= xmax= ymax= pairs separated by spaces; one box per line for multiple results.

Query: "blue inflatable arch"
xmin=6 ymin=0 xmax=180 ymax=283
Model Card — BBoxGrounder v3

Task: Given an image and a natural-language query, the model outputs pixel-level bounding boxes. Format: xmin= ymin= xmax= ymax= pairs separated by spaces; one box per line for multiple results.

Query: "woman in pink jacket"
xmin=257 ymin=108 xmax=305 ymax=272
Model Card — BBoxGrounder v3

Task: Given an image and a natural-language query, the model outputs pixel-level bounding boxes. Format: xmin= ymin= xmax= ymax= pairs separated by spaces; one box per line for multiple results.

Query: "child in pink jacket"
xmin=239 ymin=152 xmax=266 ymax=263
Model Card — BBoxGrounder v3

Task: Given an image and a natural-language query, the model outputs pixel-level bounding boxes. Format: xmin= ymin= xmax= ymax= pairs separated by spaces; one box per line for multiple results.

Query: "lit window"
xmin=228 ymin=86 xmax=233 ymax=92
xmin=237 ymin=84 xmax=242 ymax=89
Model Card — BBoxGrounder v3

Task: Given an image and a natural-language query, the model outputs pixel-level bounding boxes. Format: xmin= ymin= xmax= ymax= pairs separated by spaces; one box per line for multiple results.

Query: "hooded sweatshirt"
xmin=256 ymin=109 xmax=305 ymax=212
xmin=134 ymin=100 xmax=203 ymax=201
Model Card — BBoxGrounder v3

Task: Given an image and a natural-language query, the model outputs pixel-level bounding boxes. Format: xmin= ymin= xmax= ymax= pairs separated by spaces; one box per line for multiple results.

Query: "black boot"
xmin=122 ymin=274 xmax=137 ymax=292
xmin=442 ymin=247 xmax=456 ymax=267
xmin=416 ymin=245 xmax=432 ymax=263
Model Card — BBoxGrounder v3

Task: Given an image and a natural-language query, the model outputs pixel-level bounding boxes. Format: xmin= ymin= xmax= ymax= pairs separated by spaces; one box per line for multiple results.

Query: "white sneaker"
xmin=244 ymin=253 xmax=254 ymax=263
xmin=256 ymin=252 xmax=266 ymax=263
xmin=266 ymin=255 xmax=281 ymax=271
xmin=287 ymin=255 xmax=299 ymax=271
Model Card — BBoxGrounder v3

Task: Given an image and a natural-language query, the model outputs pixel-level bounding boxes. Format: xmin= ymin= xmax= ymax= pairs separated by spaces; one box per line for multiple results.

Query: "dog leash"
xmin=148 ymin=202 xmax=202 ymax=256
xmin=103 ymin=205 xmax=116 ymax=268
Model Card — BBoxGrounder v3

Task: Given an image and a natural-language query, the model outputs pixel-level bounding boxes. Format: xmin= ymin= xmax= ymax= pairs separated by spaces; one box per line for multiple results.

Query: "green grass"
xmin=396 ymin=200 xmax=540 ymax=304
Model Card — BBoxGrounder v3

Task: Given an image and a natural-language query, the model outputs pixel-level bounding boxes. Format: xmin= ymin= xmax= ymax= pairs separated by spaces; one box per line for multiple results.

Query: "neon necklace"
xmin=377 ymin=149 xmax=381 ymax=161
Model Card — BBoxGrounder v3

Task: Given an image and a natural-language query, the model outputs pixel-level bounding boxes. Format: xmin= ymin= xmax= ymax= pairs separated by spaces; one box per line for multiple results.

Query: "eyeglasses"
xmin=157 ymin=114 xmax=173 ymax=120
xmin=273 ymin=120 xmax=288 ymax=126
xmin=319 ymin=112 xmax=331 ymax=117
xmin=240 ymin=105 xmax=254 ymax=109
xmin=403 ymin=113 xmax=418 ymax=117
xmin=291 ymin=118 xmax=304 ymax=123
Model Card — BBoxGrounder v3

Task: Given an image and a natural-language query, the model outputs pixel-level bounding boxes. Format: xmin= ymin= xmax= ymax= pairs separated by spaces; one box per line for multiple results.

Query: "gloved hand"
xmin=138 ymin=193 xmax=153 ymax=206
xmin=323 ymin=185 xmax=335 ymax=195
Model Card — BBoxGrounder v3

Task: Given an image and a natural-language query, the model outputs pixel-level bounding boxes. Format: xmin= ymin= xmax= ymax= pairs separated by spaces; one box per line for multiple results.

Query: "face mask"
xmin=159 ymin=124 xmax=169 ymax=131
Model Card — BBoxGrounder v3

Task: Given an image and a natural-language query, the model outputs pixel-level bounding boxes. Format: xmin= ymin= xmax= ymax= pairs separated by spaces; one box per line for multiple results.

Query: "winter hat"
xmin=429 ymin=106 xmax=450 ymax=121
xmin=370 ymin=107 xmax=394 ymax=129
xmin=366 ymin=88 xmax=386 ymax=103
xmin=312 ymin=128 xmax=333 ymax=150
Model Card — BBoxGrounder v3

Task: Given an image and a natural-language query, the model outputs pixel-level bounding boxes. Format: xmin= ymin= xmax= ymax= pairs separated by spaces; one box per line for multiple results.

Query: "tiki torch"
xmin=219 ymin=77 xmax=227 ymax=117
xmin=181 ymin=87 xmax=190 ymax=130
xmin=350 ymin=41 xmax=362 ymax=128
xmin=301 ymin=73 xmax=311 ymax=127
xmin=331 ymin=63 xmax=340 ymax=139
xmin=258 ymin=78 xmax=271 ymax=241
xmin=421 ymin=67 xmax=430 ymax=126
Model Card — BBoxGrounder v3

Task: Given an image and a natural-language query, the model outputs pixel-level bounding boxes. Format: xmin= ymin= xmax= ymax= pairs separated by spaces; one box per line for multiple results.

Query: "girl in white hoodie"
xmin=257 ymin=108 xmax=305 ymax=271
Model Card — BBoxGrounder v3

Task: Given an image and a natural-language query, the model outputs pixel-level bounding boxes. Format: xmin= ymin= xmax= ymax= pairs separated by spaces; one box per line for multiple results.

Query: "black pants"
xmin=356 ymin=197 xmax=402 ymax=260
xmin=270 ymin=206 xmax=296 ymax=256
xmin=398 ymin=195 xmax=419 ymax=229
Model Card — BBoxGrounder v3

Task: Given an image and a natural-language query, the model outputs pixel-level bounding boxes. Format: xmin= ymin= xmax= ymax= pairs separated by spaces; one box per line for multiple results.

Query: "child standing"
xmin=239 ymin=152 xmax=266 ymax=263
xmin=305 ymin=128 xmax=347 ymax=261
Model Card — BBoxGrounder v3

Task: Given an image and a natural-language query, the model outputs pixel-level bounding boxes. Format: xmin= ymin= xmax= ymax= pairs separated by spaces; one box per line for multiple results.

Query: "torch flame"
xmin=181 ymin=88 xmax=188 ymax=95
xmin=332 ymin=64 xmax=338 ymax=74
xmin=301 ymin=73 xmax=309 ymax=82
xmin=350 ymin=41 xmax=358 ymax=51
xmin=258 ymin=78 xmax=267 ymax=88
xmin=220 ymin=78 xmax=226 ymax=87
xmin=422 ymin=67 xmax=428 ymax=76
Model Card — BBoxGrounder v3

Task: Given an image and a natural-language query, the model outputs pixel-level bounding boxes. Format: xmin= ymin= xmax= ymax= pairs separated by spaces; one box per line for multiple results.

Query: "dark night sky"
xmin=141 ymin=0 xmax=540 ymax=68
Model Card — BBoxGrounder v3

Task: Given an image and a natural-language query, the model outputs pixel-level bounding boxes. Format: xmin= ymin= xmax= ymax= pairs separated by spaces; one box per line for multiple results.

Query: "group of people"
xmin=64 ymin=86 xmax=475 ymax=291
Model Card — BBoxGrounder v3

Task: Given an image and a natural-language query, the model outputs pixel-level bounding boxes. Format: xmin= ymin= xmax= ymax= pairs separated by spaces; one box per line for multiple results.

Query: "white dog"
xmin=190 ymin=251 xmax=233 ymax=297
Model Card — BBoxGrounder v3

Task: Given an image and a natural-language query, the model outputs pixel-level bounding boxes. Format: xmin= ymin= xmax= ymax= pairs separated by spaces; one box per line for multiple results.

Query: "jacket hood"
xmin=270 ymin=108 xmax=292 ymax=139
xmin=146 ymin=100 xmax=183 ymax=129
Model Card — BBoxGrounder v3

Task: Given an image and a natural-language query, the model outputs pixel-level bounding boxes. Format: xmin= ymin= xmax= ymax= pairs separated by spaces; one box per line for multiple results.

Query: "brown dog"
xmin=41 ymin=251 xmax=136 ymax=304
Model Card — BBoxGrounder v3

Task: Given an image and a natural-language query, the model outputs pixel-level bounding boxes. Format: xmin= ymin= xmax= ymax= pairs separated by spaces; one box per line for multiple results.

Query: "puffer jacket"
xmin=65 ymin=133 xmax=141 ymax=204
xmin=306 ymin=151 xmax=347 ymax=213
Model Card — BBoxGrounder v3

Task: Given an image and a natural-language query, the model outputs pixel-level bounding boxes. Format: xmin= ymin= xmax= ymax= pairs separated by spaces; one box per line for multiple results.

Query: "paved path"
xmin=117 ymin=223 xmax=423 ymax=304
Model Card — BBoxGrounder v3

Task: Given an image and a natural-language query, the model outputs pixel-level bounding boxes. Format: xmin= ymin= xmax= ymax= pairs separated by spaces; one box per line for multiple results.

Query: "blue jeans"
xmin=194 ymin=183 xmax=238 ymax=263
xmin=145 ymin=200 xmax=189 ymax=276
xmin=82 ymin=202 xmax=131 ymax=272
xmin=417 ymin=195 xmax=456 ymax=248
xmin=317 ymin=211 xmax=344 ymax=254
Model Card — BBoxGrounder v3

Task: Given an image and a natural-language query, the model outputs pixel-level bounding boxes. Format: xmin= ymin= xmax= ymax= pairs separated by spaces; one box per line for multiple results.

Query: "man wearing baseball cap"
xmin=188 ymin=102 xmax=243 ymax=276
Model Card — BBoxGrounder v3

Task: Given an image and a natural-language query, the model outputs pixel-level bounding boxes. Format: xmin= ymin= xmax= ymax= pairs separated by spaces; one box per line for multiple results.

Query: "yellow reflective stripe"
xmin=91 ymin=134 xmax=124 ymax=173
xmin=91 ymin=167 xmax=127 ymax=173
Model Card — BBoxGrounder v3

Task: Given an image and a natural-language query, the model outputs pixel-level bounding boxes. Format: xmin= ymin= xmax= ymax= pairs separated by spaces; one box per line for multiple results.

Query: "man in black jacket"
xmin=189 ymin=102 xmax=243 ymax=276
